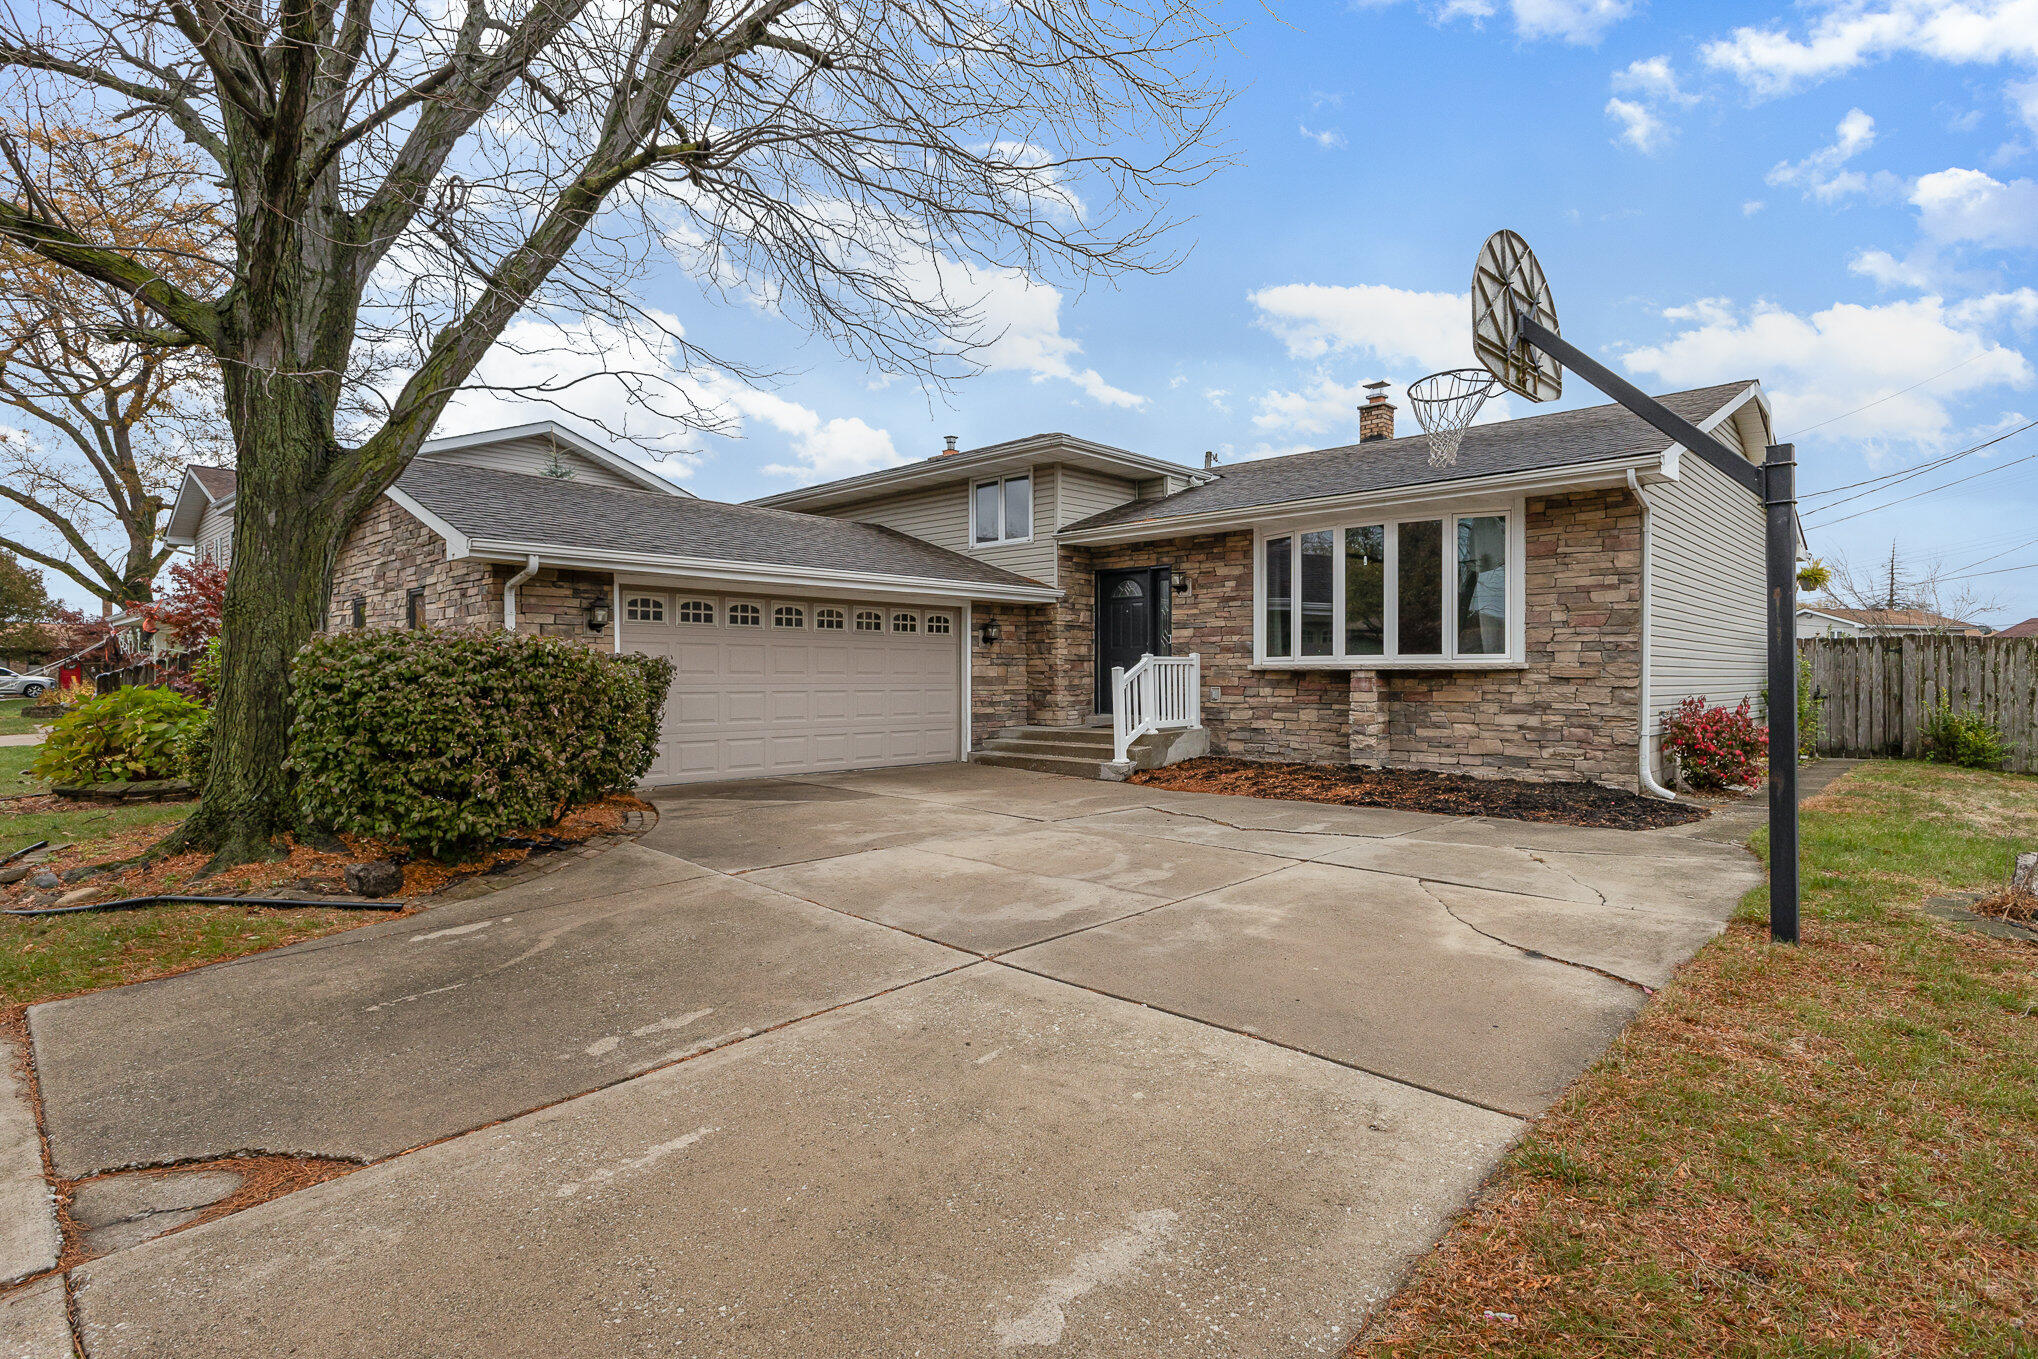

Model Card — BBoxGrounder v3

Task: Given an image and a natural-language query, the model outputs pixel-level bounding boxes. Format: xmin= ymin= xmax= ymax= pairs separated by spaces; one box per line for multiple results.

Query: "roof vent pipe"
xmin=942 ymin=435 xmax=959 ymax=455
xmin=1204 ymin=450 xmax=1219 ymax=470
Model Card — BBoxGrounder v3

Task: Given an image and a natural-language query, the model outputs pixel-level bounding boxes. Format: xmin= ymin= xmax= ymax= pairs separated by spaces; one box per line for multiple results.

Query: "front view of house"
xmin=166 ymin=380 xmax=1776 ymax=792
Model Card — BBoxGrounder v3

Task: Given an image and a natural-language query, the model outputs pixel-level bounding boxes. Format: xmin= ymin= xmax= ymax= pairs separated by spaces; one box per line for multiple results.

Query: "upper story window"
xmin=973 ymin=473 xmax=1032 ymax=545
xmin=1259 ymin=508 xmax=1517 ymax=667
xmin=625 ymin=595 xmax=665 ymax=623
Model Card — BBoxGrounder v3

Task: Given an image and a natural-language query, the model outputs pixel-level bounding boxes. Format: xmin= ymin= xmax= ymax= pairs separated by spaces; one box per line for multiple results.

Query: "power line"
xmin=1783 ymin=353 xmax=1986 ymax=439
xmin=1804 ymin=441 xmax=2038 ymax=530
xmin=1951 ymin=534 xmax=2038 ymax=574
xmin=1940 ymin=559 xmax=2038 ymax=584
xmin=1800 ymin=418 xmax=2038 ymax=508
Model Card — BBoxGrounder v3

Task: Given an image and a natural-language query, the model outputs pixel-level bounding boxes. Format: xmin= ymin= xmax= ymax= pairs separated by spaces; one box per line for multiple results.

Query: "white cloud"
xmin=1510 ymin=0 xmax=1634 ymax=44
xmin=2012 ymin=77 xmax=2038 ymax=133
xmin=1360 ymin=0 xmax=1633 ymax=44
xmin=1622 ymin=295 xmax=2032 ymax=447
xmin=1248 ymin=282 xmax=1468 ymax=370
xmin=1606 ymin=97 xmax=1669 ymax=153
xmin=1743 ymin=199 xmax=1767 ymax=215
xmin=1910 ymin=167 xmax=2038 ymax=247
xmin=1298 ymin=123 xmax=1348 ymax=150
xmin=1950 ymin=288 xmax=2038 ymax=330
xmin=1203 ymin=388 xmax=1232 ymax=415
xmin=1766 ymin=108 xmax=1893 ymax=202
xmin=735 ymin=390 xmax=902 ymax=482
xmin=1612 ymin=55 xmax=1698 ymax=104
xmin=1702 ymin=2 xmax=2038 ymax=98
xmin=1849 ymin=247 xmax=1941 ymax=289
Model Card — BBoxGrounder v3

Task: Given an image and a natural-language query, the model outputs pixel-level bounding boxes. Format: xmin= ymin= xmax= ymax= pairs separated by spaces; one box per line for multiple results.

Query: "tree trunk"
xmin=166 ymin=376 xmax=343 ymax=868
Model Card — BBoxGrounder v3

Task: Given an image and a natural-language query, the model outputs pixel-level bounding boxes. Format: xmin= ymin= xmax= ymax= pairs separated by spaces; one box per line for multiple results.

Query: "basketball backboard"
xmin=1471 ymin=230 xmax=1561 ymax=403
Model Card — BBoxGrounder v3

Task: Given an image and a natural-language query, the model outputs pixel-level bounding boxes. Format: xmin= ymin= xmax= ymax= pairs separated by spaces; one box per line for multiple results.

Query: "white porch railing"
xmin=1111 ymin=652 xmax=1202 ymax=765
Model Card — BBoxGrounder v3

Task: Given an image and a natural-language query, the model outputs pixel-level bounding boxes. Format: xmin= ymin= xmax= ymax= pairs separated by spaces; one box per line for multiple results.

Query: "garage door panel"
xmin=625 ymin=597 xmax=965 ymax=784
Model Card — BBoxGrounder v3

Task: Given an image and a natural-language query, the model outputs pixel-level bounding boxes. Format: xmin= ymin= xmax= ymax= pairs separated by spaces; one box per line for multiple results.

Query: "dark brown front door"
xmin=1095 ymin=567 xmax=1169 ymax=713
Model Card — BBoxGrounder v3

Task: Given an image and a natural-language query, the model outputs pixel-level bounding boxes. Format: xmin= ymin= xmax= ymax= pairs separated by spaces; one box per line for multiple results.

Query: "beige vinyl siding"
xmin=1056 ymin=466 xmax=1140 ymax=528
xmin=194 ymin=500 xmax=234 ymax=571
xmin=418 ymin=435 xmax=646 ymax=490
xmin=816 ymin=464 xmax=1057 ymax=586
xmin=1647 ymin=453 xmax=1767 ymax=738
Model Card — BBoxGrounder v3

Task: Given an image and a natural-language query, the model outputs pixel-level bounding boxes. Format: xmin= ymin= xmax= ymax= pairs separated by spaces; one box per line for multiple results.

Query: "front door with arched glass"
xmin=1094 ymin=566 xmax=1170 ymax=713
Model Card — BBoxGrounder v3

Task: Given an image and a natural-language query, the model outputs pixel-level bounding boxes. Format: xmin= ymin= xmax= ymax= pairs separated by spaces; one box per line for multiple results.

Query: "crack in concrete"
xmin=1416 ymin=881 xmax=1651 ymax=996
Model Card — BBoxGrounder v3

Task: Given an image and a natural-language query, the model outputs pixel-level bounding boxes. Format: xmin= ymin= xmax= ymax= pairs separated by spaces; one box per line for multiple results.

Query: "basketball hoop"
xmin=1406 ymin=369 xmax=1498 ymax=467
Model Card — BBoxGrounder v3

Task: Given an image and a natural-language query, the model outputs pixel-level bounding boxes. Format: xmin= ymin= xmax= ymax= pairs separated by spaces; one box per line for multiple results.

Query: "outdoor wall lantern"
xmin=586 ymin=600 xmax=613 ymax=633
xmin=978 ymin=618 xmax=1002 ymax=645
xmin=1171 ymin=569 xmax=1190 ymax=594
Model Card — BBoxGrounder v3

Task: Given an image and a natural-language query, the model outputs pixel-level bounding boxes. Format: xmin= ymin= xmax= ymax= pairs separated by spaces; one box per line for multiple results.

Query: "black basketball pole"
xmin=1764 ymin=443 xmax=1801 ymax=944
xmin=1510 ymin=312 xmax=1803 ymax=943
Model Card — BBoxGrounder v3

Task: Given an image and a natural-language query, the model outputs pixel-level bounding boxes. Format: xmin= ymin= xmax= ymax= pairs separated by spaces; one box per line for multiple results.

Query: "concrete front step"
xmin=985 ymin=738 xmax=1120 ymax=761
xmin=967 ymin=751 xmax=1116 ymax=779
xmin=996 ymin=726 xmax=1115 ymax=748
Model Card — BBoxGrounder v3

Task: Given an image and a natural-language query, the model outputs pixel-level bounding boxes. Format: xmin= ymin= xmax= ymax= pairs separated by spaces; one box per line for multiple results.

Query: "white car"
xmin=0 ymin=667 xmax=51 ymax=699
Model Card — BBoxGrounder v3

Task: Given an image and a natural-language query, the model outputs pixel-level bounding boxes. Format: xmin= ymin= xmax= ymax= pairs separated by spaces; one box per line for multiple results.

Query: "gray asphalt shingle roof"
xmin=189 ymin=465 xmax=237 ymax=498
xmin=394 ymin=460 xmax=1048 ymax=591
xmin=1064 ymin=382 xmax=1758 ymax=535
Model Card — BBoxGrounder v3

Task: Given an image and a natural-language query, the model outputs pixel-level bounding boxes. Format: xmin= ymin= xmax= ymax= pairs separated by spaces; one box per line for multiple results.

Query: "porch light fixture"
xmin=586 ymin=600 xmax=612 ymax=633
xmin=978 ymin=618 xmax=1002 ymax=645
xmin=1171 ymin=569 xmax=1190 ymax=594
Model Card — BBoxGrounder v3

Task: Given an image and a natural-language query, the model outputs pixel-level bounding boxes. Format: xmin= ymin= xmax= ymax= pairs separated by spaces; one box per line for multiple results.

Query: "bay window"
xmin=1259 ymin=506 xmax=1520 ymax=666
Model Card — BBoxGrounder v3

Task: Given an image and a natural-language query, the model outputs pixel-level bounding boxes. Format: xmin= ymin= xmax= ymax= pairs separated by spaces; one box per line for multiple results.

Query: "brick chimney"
xmin=1358 ymin=381 xmax=1395 ymax=443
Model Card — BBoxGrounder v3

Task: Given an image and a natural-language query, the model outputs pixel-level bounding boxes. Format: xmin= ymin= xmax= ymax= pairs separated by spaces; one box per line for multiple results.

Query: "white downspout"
xmin=503 ymin=554 xmax=540 ymax=631
xmin=1626 ymin=470 xmax=1677 ymax=800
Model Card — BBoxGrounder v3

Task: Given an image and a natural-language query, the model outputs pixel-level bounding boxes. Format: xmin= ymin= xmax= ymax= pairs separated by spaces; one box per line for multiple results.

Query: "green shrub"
xmin=28 ymin=685 xmax=208 ymax=785
xmin=1918 ymin=700 xmax=2008 ymax=770
xmin=1760 ymin=651 xmax=1824 ymax=758
xmin=175 ymin=705 xmax=213 ymax=789
xmin=289 ymin=628 xmax=674 ymax=858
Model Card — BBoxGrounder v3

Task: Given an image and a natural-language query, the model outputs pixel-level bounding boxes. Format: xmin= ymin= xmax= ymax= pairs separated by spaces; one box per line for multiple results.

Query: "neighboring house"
xmin=1990 ymin=617 xmax=2038 ymax=640
xmin=175 ymin=380 xmax=1778 ymax=793
xmin=1794 ymin=605 xmax=1986 ymax=638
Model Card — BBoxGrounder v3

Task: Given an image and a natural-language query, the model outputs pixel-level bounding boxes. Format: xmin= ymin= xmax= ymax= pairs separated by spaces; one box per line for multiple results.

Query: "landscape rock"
xmin=2012 ymin=851 xmax=2037 ymax=896
xmin=344 ymin=860 xmax=405 ymax=898
xmin=0 ymin=865 xmax=27 ymax=886
xmin=28 ymin=872 xmax=58 ymax=891
xmin=54 ymin=885 xmax=106 ymax=907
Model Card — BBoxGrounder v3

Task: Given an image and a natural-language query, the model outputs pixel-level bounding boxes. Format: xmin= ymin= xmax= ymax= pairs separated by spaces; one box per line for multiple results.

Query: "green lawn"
xmin=1355 ymin=760 xmax=2038 ymax=1359
xmin=0 ymin=697 xmax=42 ymax=737
xmin=0 ymin=743 xmax=194 ymax=859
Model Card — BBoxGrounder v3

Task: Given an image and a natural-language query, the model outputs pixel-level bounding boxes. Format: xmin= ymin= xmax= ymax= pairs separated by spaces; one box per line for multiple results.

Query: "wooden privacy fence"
xmin=1799 ymin=636 xmax=2038 ymax=772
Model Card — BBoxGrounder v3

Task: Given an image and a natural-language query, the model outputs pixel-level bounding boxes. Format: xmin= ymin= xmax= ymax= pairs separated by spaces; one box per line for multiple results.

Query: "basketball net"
xmin=1406 ymin=369 xmax=1498 ymax=468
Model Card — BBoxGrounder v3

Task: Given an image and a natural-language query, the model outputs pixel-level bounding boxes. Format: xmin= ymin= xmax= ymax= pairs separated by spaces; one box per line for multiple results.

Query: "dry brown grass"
xmin=1349 ymin=761 xmax=2038 ymax=1359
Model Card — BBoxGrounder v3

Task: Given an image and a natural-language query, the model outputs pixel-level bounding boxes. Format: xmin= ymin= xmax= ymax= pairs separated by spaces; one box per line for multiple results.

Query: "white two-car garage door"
xmin=618 ymin=588 xmax=963 ymax=785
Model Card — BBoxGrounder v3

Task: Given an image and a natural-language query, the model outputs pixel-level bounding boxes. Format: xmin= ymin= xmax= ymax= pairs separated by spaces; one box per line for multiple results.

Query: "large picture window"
xmin=1259 ymin=508 xmax=1518 ymax=666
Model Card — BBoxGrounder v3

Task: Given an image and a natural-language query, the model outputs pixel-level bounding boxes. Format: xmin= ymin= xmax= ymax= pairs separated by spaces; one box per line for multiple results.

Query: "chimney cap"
xmin=1362 ymin=380 xmax=1392 ymax=405
xmin=941 ymin=434 xmax=959 ymax=454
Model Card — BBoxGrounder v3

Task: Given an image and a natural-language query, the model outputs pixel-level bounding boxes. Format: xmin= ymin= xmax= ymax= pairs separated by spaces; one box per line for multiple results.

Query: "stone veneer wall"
xmin=327 ymin=496 xmax=498 ymax=631
xmin=511 ymin=569 xmax=614 ymax=648
xmin=1040 ymin=487 xmax=1644 ymax=787
xmin=969 ymin=602 xmax=1034 ymax=746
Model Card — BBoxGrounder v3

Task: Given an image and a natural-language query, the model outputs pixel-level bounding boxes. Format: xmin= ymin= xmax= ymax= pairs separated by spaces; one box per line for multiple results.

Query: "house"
xmin=1989 ymin=617 xmax=2038 ymax=639
xmin=1794 ymin=605 xmax=1986 ymax=638
xmin=175 ymin=379 xmax=1779 ymax=793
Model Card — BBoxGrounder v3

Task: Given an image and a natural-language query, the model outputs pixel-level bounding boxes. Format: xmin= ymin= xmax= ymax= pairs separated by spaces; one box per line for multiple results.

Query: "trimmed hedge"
xmin=289 ymin=629 xmax=674 ymax=858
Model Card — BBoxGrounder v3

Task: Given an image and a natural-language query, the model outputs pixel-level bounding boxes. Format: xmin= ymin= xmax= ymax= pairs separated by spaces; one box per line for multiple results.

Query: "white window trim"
xmin=813 ymin=605 xmax=848 ymax=631
xmin=675 ymin=597 xmax=717 ymax=626
xmin=624 ymin=591 xmax=669 ymax=624
xmin=1252 ymin=497 xmax=1528 ymax=670
xmin=853 ymin=607 xmax=886 ymax=633
xmin=924 ymin=611 xmax=953 ymax=635
xmin=890 ymin=609 xmax=921 ymax=634
xmin=770 ymin=600 xmax=807 ymax=629
xmin=727 ymin=600 xmax=764 ymax=627
xmin=969 ymin=470 xmax=1034 ymax=547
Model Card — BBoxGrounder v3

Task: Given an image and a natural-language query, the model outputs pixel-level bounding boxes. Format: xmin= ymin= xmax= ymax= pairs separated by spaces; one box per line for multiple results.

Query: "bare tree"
xmin=0 ymin=0 xmax=1228 ymax=864
xmin=0 ymin=120 xmax=232 ymax=608
xmin=1820 ymin=540 xmax=2001 ymax=633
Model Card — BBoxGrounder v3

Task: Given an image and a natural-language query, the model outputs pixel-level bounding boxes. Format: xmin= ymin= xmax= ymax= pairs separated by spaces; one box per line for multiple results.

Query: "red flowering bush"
xmin=1660 ymin=696 xmax=1766 ymax=790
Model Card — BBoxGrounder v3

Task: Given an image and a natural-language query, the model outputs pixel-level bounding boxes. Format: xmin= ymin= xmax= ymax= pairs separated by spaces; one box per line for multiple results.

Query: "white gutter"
xmin=502 ymin=554 xmax=541 ymax=630
xmin=1626 ymin=469 xmax=1677 ymax=801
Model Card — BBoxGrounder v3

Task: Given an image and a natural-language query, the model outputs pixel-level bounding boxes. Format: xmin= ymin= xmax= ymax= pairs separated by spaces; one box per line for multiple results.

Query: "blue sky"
xmin=44 ymin=0 xmax=2038 ymax=624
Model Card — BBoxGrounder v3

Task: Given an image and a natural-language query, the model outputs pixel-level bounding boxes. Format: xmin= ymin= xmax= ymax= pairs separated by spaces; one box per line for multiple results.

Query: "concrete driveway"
xmin=19 ymin=763 xmax=1759 ymax=1357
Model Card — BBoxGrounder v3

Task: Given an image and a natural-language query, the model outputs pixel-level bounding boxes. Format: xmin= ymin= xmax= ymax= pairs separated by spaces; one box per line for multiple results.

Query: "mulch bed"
xmin=1128 ymin=757 xmax=1708 ymax=829
xmin=1 ymin=793 xmax=645 ymax=909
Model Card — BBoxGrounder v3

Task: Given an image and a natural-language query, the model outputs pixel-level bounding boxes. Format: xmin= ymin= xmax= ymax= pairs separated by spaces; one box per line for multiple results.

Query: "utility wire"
xmin=1800 ymin=418 xmax=2038 ymax=506
xmin=1782 ymin=353 xmax=1985 ymax=439
xmin=1803 ymin=437 xmax=2038 ymax=529
xmin=1939 ymin=559 xmax=2038 ymax=584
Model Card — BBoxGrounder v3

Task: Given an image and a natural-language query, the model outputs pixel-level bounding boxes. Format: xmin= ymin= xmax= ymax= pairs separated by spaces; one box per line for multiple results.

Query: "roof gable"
xmin=747 ymin=433 xmax=1199 ymax=511
xmin=163 ymin=465 xmax=236 ymax=545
